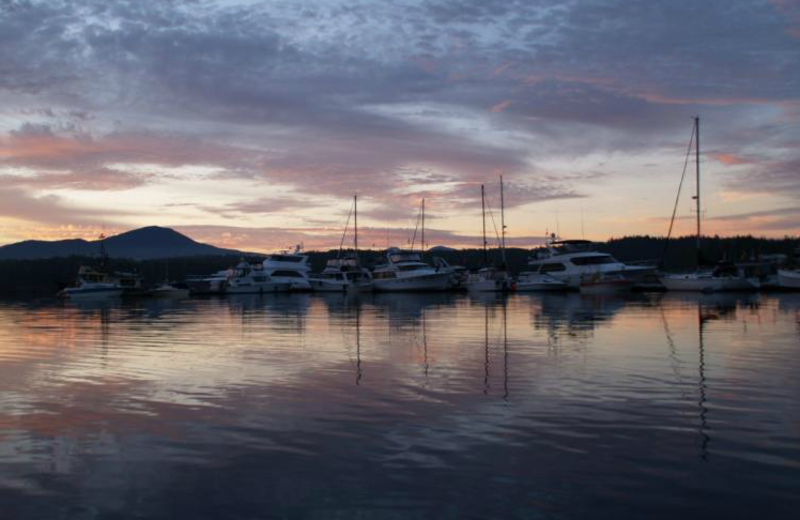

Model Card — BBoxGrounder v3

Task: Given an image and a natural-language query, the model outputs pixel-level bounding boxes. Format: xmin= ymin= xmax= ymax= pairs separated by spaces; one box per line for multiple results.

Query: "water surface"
xmin=1 ymin=293 xmax=799 ymax=519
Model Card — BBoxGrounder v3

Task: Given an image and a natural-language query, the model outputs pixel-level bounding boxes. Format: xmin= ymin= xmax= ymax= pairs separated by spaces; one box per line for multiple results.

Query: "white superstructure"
xmin=372 ymin=248 xmax=450 ymax=292
xmin=526 ymin=238 xmax=653 ymax=289
xmin=226 ymin=262 xmax=292 ymax=294
xmin=309 ymin=257 xmax=373 ymax=292
xmin=58 ymin=266 xmax=123 ymax=300
xmin=262 ymin=247 xmax=312 ymax=291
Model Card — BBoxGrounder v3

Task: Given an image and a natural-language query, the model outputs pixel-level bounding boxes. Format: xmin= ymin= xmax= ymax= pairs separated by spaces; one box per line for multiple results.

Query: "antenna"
xmin=481 ymin=184 xmax=488 ymax=266
xmin=499 ymin=174 xmax=507 ymax=267
xmin=421 ymin=198 xmax=425 ymax=253
xmin=580 ymin=202 xmax=585 ymax=240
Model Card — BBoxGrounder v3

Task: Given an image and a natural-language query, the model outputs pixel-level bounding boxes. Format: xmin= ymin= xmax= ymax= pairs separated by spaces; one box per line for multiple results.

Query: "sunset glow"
xmin=1 ymin=0 xmax=798 ymax=251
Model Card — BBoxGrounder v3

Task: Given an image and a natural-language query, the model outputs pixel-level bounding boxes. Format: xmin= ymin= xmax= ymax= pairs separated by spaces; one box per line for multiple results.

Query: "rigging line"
xmin=661 ymin=122 xmax=697 ymax=266
xmin=410 ymin=201 xmax=422 ymax=250
xmin=338 ymin=198 xmax=355 ymax=257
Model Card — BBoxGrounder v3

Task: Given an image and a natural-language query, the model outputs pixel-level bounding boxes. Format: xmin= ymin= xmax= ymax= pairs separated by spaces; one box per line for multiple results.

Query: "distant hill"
xmin=428 ymin=245 xmax=457 ymax=252
xmin=0 ymin=226 xmax=241 ymax=260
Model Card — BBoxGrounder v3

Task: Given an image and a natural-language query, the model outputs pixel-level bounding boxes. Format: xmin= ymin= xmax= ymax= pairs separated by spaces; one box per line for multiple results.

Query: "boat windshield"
xmin=389 ymin=253 xmax=422 ymax=263
xmin=398 ymin=264 xmax=427 ymax=272
xmin=268 ymin=255 xmax=304 ymax=263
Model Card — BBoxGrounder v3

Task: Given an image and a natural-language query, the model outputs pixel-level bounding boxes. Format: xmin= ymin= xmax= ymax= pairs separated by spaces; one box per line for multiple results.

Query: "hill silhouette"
xmin=0 ymin=226 xmax=239 ymax=260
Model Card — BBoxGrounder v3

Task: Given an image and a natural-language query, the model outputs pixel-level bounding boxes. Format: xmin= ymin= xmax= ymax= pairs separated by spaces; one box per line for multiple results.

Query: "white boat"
xmin=310 ymin=257 xmax=373 ymax=292
xmin=778 ymin=269 xmax=800 ymax=289
xmin=372 ymin=248 xmax=451 ymax=292
xmin=309 ymin=194 xmax=374 ymax=293
xmin=150 ymin=282 xmax=190 ymax=298
xmin=226 ymin=262 xmax=292 ymax=294
xmin=467 ymin=267 xmax=513 ymax=292
xmin=262 ymin=246 xmax=312 ymax=291
xmin=186 ymin=270 xmax=229 ymax=295
xmin=579 ymin=273 xmax=632 ymax=295
xmin=527 ymin=237 xmax=654 ymax=289
xmin=515 ymin=271 xmax=567 ymax=291
xmin=433 ymin=257 xmax=467 ymax=290
xmin=59 ymin=266 xmax=123 ymax=300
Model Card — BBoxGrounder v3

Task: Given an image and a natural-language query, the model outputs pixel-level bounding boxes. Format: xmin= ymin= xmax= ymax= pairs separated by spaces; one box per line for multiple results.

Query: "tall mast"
xmin=421 ymin=198 xmax=425 ymax=252
xmin=481 ymin=184 xmax=488 ymax=266
xmin=354 ymin=193 xmax=358 ymax=258
xmin=695 ymin=116 xmax=701 ymax=261
xmin=500 ymin=174 xmax=507 ymax=267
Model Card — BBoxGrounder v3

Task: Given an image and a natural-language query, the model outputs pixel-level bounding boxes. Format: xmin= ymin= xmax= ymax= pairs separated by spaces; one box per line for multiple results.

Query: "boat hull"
xmin=61 ymin=287 xmax=123 ymax=300
xmin=226 ymin=282 xmax=293 ymax=294
xmin=579 ymin=279 xmax=632 ymax=295
xmin=466 ymin=278 xmax=512 ymax=293
xmin=309 ymin=280 xmax=373 ymax=292
xmin=660 ymin=274 xmax=758 ymax=292
xmin=373 ymin=273 xmax=450 ymax=292
xmin=778 ymin=269 xmax=800 ymax=289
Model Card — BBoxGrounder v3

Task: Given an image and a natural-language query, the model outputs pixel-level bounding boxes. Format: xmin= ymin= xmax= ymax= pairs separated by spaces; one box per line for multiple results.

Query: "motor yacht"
xmin=262 ymin=246 xmax=312 ymax=291
xmin=527 ymin=238 xmax=653 ymax=289
xmin=226 ymin=262 xmax=292 ymax=294
xmin=58 ymin=266 xmax=123 ymax=300
xmin=186 ymin=270 xmax=229 ymax=295
xmin=309 ymin=256 xmax=373 ymax=292
xmin=778 ymin=269 xmax=800 ymax=289
xmin=150 ymin=282 xmax=190 ymax=298
xmin=372 ymin=248 xmax=450 ymax=292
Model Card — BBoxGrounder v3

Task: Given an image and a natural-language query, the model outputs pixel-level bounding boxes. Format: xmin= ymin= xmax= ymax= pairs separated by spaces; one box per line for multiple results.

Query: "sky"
xmin=0 ymin=0 xmax=798 ymax=252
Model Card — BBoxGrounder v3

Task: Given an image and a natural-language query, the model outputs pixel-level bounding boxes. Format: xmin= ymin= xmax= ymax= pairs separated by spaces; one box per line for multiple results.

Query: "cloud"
xmin=0 ymin=0 xmax=798 ymax=240
xmin=0 ymin=188 xmax=135 ymax=226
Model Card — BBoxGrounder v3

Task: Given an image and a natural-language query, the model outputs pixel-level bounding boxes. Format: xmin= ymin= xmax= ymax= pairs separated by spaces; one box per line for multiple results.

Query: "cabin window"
xmin=540 ymin=263 xmax=566 ymax=272
xmin=272 ymin=270 xmax=303 ymax=277
xmin=570 ymin=255 xmax=615 ymax=266
xmin=270 ymin=255 xmax=303 ymax=263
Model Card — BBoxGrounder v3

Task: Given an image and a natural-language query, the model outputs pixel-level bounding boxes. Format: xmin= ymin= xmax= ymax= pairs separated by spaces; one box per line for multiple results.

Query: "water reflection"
xmin=1 ymin=293 xmax=799 ymax=519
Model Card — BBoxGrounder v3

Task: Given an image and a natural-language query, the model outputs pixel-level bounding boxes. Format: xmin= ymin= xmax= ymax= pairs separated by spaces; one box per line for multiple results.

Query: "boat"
xmin=778 ymin=269 xmax=800 ymax=289
xmin=310 ymin=257 xmax=373 ymax=292
xmin=372 ymin=248 xmax=451 ymax=292
xmin=515 ymin=271 xmax=567 ymax=291
xmin=58 ymin=266 xmax=123 ymax=300
xmin=150 ymin=282 xmax=190 ymax=298
xmin=659 ymin=117 xmax=758 ymax=292
xmin=309 ymin=194 xmax=374 ymax=293
xmin=262 ymin=246 xmax=312 ymax=291
xmin=527 ymin=236 xmax=654 ymax=289
xmin=433 ymin=257 xmax=468 ymax=290
xmin=466 ymin=179 xmax=513 ymax=292
xmin=226 ymin=262 xmax=292 ymax=294
xmin=186 ymin=270 xmax=229 ymax=295
xmin=579 ymin=273 xmax=632 ymax=295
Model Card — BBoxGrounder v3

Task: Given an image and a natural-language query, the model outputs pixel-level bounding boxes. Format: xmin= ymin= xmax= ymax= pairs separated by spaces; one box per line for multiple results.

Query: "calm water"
xmin=1 ymin=292 xmax=798 ymax=519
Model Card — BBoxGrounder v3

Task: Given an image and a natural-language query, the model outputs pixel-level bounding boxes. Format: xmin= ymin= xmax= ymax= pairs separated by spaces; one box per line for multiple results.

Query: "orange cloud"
xmin=711 ymin=153 xmax=753 ymax=166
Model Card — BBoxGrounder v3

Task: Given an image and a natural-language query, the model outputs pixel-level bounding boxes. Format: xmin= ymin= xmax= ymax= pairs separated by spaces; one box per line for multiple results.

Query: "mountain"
xmin=428 ymin=245 xmax=457 ymax=252
xmin=0 ymin=226 xmax=241 ymax=260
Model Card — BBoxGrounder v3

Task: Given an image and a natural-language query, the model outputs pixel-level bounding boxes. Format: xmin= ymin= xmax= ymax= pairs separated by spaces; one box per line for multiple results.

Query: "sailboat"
xmin=466 ymin=177 xmax=513 ymax=292
xmin=309 ymin=194 xmax=374 ymax=292
xmin=659 ymin=118 xmax=757 ymax=292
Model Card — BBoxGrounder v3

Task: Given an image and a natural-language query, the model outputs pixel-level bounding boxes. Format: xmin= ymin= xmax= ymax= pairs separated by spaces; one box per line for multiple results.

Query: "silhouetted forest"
xmin=1 ymin=234 xmax=796 ymax=298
